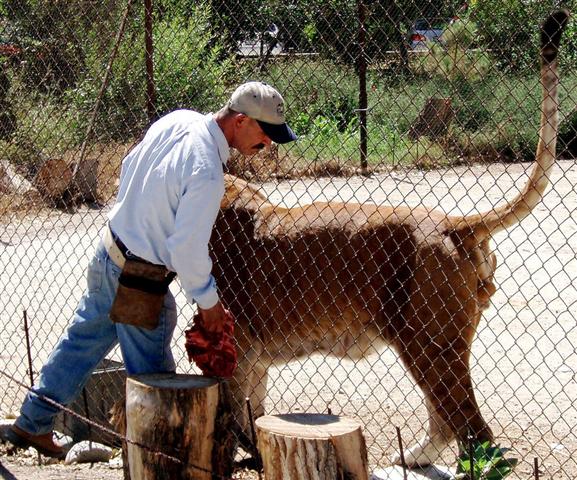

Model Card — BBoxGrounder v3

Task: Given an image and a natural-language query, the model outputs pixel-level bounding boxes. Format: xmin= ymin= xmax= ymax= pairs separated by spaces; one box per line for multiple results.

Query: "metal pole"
xmin=23 ymin=310 xmax=34 ymax=388
xmin=357 ymin=0 xmax=368 ymax=172
xmin=468 ymin=435 xmax=476 ymax=480
xmin=23 ymin=309 xmax=41 ymax=465
xmin=82 ymin=388 xmax=93 ymax=449
xmin=246 ymin=397 xmax=263 ymax=480
xmin=144 ymin=0 xmax=156 ymax=122
xmin=71 ymin=0 xmax=134 ymax=199
xmin=396 ymin=426 xmax=408 ymax=480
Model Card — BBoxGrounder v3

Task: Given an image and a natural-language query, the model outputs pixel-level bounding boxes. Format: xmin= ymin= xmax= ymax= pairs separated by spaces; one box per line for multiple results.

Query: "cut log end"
xmin=33 ymin=158 xmax=73 ymax=199
xmin=409 ymin=97 xmax=453 ymax=140
xmin=256 ymin=413 xmax=369 ymax=480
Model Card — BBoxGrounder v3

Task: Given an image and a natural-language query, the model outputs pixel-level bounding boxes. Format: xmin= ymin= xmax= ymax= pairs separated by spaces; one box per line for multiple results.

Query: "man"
xmin=3 ymin=81 xmax=297 ymax=458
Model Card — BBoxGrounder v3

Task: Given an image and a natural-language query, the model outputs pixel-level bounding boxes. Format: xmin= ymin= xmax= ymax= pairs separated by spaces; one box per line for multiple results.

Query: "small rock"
xmin=64 ymin=440 xmax=113 ymax=465
xmin=550 ymin=443 xmax=565 ymax=452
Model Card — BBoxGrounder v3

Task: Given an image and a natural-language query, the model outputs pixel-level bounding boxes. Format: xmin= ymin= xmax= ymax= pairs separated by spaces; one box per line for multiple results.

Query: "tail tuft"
xmin=541 ymin=9 xmax=570 ymax=65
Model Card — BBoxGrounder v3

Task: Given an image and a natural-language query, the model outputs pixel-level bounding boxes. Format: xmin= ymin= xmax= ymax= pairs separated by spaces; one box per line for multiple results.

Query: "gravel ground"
xmin=1 ymin=160 xmax=575 ymax=479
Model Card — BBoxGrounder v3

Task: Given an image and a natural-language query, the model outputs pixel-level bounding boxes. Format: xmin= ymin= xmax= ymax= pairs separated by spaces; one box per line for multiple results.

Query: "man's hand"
xmin=185 ymin=304 xmax=237 ymax=378
xmin=198 ymin=301 xmax=230 ymax=335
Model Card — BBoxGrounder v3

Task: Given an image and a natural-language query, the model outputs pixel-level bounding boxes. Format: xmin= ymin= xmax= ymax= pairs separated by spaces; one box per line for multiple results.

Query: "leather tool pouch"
xmin=110 ymin=259 xmax=176 ymax=330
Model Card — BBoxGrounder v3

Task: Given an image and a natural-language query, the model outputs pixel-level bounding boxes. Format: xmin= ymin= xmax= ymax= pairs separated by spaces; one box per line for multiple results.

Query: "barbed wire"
xmin=0 ymin=368 xmax=231 ymax=480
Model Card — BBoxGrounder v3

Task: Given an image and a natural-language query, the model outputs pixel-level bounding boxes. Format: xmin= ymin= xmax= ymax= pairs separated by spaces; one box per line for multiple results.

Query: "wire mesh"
xmin=0 ymin=1 xmax=576 ymax=478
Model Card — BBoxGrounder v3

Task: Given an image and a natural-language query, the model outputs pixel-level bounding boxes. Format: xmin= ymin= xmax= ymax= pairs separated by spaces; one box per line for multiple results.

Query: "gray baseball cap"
xmin=228 ymin=81 xmax=297 ymax=144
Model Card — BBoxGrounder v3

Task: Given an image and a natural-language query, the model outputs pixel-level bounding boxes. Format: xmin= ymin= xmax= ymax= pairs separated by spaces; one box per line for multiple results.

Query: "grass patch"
xmin=3 ymin=56 xmax=577 ymax=189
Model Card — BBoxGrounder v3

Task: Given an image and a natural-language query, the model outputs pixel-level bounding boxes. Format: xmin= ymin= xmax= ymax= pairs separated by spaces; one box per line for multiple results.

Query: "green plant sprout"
xmin=455 ymin=440 xmax=518 ymax=480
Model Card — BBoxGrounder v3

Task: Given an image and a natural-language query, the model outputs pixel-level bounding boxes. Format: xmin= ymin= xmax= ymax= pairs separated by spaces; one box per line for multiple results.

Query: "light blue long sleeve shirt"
xmin=108 ymin=110 xmax=230 ymax=309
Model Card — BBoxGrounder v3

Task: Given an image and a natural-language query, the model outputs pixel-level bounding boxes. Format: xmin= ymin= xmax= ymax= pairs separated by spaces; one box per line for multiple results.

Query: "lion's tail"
xmin=451 ymin=9 xmax=569 ymax=241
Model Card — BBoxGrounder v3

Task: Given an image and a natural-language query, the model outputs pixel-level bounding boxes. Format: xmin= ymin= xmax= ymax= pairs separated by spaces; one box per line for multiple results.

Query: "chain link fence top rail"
xmin=0 ymin=1 xmax=576 ymax=478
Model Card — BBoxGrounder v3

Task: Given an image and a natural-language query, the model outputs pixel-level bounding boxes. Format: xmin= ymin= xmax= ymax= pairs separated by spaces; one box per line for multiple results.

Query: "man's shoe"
xmin=1 ymin=425 xmax=66 ymax=459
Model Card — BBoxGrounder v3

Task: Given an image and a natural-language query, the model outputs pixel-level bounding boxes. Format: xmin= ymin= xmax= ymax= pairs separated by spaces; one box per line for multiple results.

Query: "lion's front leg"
xmin=230 ymin=340 xmax=271 ymax=453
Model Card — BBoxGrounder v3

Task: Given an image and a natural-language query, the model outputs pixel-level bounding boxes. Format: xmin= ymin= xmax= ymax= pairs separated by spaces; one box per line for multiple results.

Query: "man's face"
xmin=233 ymin=114 xmax=272 ymax=155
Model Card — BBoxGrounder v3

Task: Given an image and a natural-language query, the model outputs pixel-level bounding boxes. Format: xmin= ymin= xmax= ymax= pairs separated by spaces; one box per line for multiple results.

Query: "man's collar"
xmin=206 ymin=113 xmax=230 ymax=165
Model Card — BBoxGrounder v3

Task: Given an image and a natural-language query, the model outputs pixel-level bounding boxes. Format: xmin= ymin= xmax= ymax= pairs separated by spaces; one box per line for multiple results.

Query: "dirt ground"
xmin=0 ymin=442 xmax=124 ymax=480
xmin=0 ymin=159 xmax=575 ymax=479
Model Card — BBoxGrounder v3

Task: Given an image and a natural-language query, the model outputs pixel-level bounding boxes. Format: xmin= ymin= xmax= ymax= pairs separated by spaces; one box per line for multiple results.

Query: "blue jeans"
xmin=16 ymin=240 xmax=178 ymax=435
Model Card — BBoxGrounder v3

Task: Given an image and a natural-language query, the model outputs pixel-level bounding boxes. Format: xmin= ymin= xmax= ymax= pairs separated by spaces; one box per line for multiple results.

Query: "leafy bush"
xmin=456 ymin=441 xmax=517 ymax=480
xmin=0 ymin=0 xmax=126 ymax=93
xmin=273 ymin=52 xmax=577 ymax=170
xmin=263 ymin=58 xmax=359 ymax=136
xmin=153 ymin=3 xmax=239 ymax=116
xmin=472 ymin=0 xmax=577 ymax=72
xmin=63 ymin=26 xmax=147 ymax=141
xmin=415 ymin=17 xmax=493 ymax=131
xmin=52 ymin=2 xmax=238 ymax=142
xmin=425 ymin=19 xmax=491 ymax=82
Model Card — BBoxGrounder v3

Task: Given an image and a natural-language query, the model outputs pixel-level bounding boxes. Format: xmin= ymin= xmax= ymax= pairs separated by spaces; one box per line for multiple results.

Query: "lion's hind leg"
xmin=392 ymin=333 xmax=493 ymax=467
xmin=391 ymin=395 xmax=456 ymax=467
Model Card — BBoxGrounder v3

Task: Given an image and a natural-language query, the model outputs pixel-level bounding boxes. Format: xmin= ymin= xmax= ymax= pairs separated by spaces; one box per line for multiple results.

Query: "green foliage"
xmin=279 ymin=57 xmax=577 ymax=168
xmin=64 ymin=25 xmax=147 ymax=141
xmin=152 ymin=4 xmax=237 ymax=116
xmin=24 ymin=1 xmax=238 ymax=142
xmin=0 ymin=0 xmax=240 ymax=150
xmin=421 ymin=21 xmax=492 ymax=85
xmin=471 ymin=0 xmax=577 ymax=72
xmin=207 ymin=0 xmax=463 ymax=66
xmin=208 ymin=0 xmax=314 ymax=55
xmin=303 ymin=0 xmax=464 ymax=65
xmin=0 ymin=80 xmax=82 ymax=165
xmin=263 ymin=59 xmax=359 ymax=136
xmin=455 ymin=441 xmax=518 ymax=480
xmin=0 ymin=0 xmax=124 ymax=92
xmin=415 ymin=17 xmax=493 ymax=131
xmin=2 ymin=0 xmax=577 ymax=173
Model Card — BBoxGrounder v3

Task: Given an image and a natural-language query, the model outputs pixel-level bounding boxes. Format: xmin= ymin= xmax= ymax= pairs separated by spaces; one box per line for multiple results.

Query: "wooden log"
xmin=125 ymin=373 xmax=219 ymax=480
xmin=256 ymin=413 xmax=369 ymax=480
xmin=408 ymin=97 xmax=453 ymax=140
xmin=109 ymin=398 xmax=131 ymax=480
xmin=70 ymin=154 xmax=99 ymax=203
xmin=211 ymin=382 xmax=237 ymax=479
xmin=32 ymin=157 xmax=73 ymax=199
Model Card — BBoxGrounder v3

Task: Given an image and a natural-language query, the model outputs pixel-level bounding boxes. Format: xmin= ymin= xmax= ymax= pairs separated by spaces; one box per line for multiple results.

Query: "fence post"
xmin=69 ymin=0 xmax=134 ymax=203
xmin=357 ymin=0 xmax=368 ymax=172
xmin=144 ymin=0 xmax=156 ymax=122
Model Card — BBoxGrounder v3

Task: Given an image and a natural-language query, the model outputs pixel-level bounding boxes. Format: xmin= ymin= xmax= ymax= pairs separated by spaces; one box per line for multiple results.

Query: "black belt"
xmin=110 ymin=230 xmax=156 ymax=266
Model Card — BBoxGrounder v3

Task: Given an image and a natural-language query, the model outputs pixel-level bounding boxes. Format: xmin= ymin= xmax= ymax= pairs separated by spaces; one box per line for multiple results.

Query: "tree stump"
xmin=33 ymin=157 xmax=73 ymax=199
xmin=70 ymin=154 xmax=100 ymax=203
xmin=408 ymin=97 xmax=453 ymax=139
xmin=125 ymin=373 xmax=220 ymax=480
xmin=31 ymin=154 xmax=100 ymax=204
xmin=256 ymin=413 xmax=369 ymax=480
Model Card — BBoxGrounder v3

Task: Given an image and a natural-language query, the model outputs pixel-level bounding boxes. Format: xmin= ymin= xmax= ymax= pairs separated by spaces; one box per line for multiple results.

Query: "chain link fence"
xmin=0 ymin=0 xmax=576 ymax=478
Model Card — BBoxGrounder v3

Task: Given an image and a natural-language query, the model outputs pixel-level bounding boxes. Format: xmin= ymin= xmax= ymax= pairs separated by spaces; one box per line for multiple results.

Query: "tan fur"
xmin=212 ymin=11 xmax=568 ymax=466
